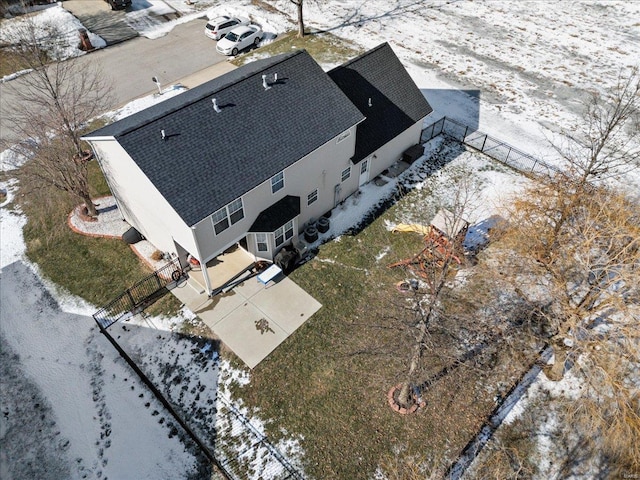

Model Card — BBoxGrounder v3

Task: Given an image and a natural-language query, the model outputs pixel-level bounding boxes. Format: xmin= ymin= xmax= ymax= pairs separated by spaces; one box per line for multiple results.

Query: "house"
xmin=82 ymin=42 xmax=432 ymax=294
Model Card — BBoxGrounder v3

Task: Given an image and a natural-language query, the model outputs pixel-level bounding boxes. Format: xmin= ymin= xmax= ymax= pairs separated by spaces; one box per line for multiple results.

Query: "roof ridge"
xmin=328 ymin=42 xmax=389 ymax=73
xmin=111 ymin=50 xmax=308 ymax=138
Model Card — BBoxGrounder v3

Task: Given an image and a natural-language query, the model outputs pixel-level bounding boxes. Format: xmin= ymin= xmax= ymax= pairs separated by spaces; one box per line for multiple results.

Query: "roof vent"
xmin=212 ymin=98 xmax=221 ymax=113
xmin=368 ymin=97 xmax=372 ymax=107
xmin=262 ymin=74 xmax=271 ymax=91
xmin=273 ymin=72 xmax=278 ymax=82
xmin=161 ymin=129 xmax=166 ymax=140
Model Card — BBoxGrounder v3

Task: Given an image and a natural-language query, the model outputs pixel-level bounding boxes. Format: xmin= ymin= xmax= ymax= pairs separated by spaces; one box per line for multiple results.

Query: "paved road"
xmin=0 ymin=18 xmax=229 ymax=143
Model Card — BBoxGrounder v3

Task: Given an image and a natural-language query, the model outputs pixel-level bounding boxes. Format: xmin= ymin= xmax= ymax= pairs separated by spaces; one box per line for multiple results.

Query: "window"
xmin=271 ymin=171 xmax=284 ymax=193
xmin=275 ymin=220 xmax=294 ymax=247
xmin=212 ymin=207 xmax=229 ymax=234
xmin=307 ymin=189 xmax=318 ymax=206
xmin=256 ymin=233 xmax=268 ymax=252
xmin=228 ymin=198 xmax=244 ymax=225
xmin=341 ymin=167 xmax=351 ymax=182
xmin=212 ymin=198 xmax=244 ymax=235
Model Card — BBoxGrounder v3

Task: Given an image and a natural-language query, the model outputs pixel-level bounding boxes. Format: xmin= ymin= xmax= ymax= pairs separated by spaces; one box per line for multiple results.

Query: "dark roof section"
xmin=328 ymin=42 xmax=433 ymax=162
xmin=86 ymin=51 xmax=364 ymax=226
xmin=249 ymin=195 xmax=300 ymax=232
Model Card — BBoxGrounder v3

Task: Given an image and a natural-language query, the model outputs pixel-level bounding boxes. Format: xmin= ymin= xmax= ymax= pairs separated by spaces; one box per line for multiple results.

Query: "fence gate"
xmin=93 ymin=258 xmax=184 ymax=329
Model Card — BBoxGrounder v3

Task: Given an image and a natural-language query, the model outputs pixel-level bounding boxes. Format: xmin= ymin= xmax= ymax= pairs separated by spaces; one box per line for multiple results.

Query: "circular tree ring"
xmin=387 ymin=384 xmax=425 ymax=415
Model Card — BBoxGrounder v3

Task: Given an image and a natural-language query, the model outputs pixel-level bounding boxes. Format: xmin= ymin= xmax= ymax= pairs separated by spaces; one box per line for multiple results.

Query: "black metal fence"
xmin=93 ymin=258 xmax=184 ymax=329
xmin=422 ymin=116 xmax=562 ymax=179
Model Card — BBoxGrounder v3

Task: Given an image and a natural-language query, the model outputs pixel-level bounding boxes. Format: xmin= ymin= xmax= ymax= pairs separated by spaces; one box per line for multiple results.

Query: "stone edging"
xmin=67 ymin=196 xmax=156 ymax=272
xmin=67 ymin=195 xmax=123 ymax=239
xmin=387 ymin=384 xmax=426 ymax=415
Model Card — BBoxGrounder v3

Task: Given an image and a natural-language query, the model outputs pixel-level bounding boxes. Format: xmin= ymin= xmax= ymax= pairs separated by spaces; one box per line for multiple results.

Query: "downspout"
xmin=190 ymin=226 xmax=213 ymax=296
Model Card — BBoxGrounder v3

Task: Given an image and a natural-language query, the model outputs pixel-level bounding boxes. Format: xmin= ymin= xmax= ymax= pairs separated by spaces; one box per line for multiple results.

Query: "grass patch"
xmin=232 ymin=29 xmax=363 ymax=68
xmin=233 ymin=185 xmax=539 ymax=478
xmin=18 ymin=159 xmax=181 ymax=316
xmin=0 ymin=46 xmax=29 ymax=77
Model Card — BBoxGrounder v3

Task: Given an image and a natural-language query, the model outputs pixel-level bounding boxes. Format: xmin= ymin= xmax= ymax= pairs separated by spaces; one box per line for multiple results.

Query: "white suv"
xmin=204 ymin=16 xmax=250 ymax=41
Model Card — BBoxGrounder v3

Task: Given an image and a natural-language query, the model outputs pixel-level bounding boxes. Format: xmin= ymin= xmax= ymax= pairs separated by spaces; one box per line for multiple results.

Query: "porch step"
xmin=186 ymin=276 xmax=206 ymax=294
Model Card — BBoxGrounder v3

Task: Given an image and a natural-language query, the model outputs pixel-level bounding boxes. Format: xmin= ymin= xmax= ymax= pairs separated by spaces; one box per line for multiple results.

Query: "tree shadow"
xmin=310 ymin=0 xmax=465 ymax=35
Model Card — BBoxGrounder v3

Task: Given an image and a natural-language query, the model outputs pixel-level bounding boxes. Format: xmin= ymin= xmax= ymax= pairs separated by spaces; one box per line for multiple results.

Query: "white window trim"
xmin=228 ymin=198 xmax=244 ymax=225
xmin=212 ymin=197 xmax=244 ymax=235
xmin=274 ymin=220 xmax=294 ymax=247
xmin=271 ymin=171 xmax=285 ymax=194
xmin=256 ymin=233 xmax=268 ymax=252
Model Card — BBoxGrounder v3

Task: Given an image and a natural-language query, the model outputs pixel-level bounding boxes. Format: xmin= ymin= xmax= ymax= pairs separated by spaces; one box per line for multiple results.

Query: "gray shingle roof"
xmin=328 ymin=42 xmax=433 ymax=162
xmin=85 ymin=51 xmax=364 ymax=227
xmin=249 ymin=195 xmax=300 ymax=232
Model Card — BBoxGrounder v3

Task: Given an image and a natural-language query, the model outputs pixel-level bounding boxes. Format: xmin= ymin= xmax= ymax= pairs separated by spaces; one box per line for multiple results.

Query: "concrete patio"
xmin=171 ymin=247 xmax=322 ymax=369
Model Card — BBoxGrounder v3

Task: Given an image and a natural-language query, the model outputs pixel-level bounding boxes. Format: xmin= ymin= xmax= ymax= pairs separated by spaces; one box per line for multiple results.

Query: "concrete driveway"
xmin=63 ymin=0 xmax=139 ymax=45
xmin=172 ymin=252 xmax=322 ymax=370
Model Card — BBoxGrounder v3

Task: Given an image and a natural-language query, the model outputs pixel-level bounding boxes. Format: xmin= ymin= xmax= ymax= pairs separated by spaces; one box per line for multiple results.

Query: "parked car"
xmin=204 ymin=16 xmax=250 ymax=41
xmin=104 ymin=0 xmax=131 ymax=10
xmin=215 ymin=25 xmax=262 ymax=56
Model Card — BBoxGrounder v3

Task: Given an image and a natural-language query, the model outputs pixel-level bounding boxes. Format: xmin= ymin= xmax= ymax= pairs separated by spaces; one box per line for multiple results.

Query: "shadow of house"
xmin=420 ymin=88 xmax=481 ymax=132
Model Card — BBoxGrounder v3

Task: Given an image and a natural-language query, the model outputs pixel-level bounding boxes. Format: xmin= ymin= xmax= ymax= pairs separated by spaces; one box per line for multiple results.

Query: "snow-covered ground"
xmin=1 ymin=1 xmax=639 ymax=478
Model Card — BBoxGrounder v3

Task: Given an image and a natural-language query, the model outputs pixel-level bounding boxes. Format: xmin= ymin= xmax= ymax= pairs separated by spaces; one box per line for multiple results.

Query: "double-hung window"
xmin=212 ymin=207 xmax=230 ymax=235
xmin=275 ymin=220 xmax=294 ymax=247
xmin=256 ymin=233 xmax=268 ymax=252
xmin=271 ymin=171 xmax=284 ymax=194
xmin=228 ymin=198 xmax=244 ymax=224
xmin=212 ymin=198 xmax=244 ymax=235
xmin=341 ymin=167 xmax=351 ymax=182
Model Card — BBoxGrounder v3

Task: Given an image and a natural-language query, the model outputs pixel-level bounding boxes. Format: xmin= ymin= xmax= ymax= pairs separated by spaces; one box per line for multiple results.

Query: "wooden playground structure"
xmin=389 ymin=209 xmax=470 ymax=280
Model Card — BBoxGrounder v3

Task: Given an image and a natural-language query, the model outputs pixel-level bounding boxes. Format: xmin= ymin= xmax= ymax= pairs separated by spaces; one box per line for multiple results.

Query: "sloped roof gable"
xmin=328 ymin=42 xmax=433 ymax=162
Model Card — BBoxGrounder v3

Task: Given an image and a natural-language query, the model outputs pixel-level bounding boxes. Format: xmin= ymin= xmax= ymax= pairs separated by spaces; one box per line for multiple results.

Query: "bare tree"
xmin=553 ymin=66 xmax=640 ymax=187
xmin=386 ymin=167 xmax=481 ymax=409
xmin=289 ymin=0 xmax=306 ymax=37
xmin=497 ymin=69 xmax=640 ymax=471
xmin=1 ymin=11 xmax=112 ymax=216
